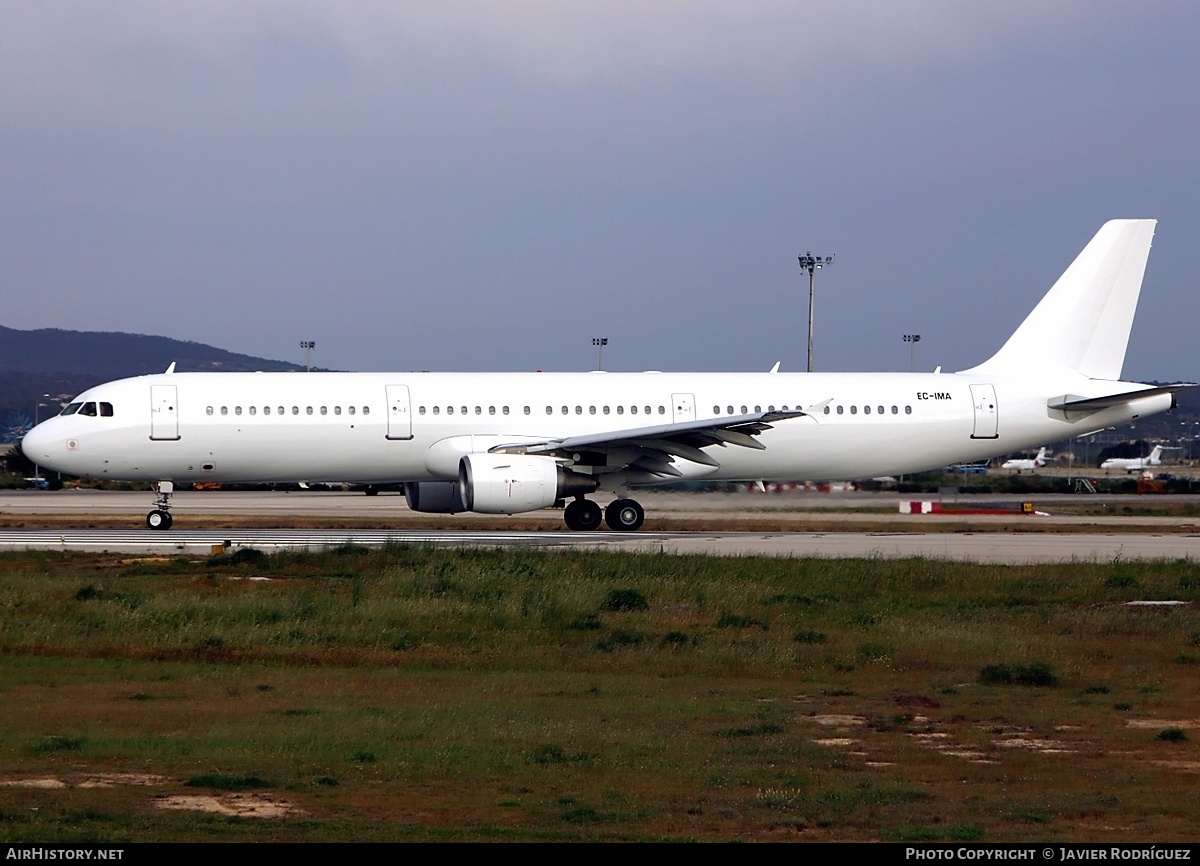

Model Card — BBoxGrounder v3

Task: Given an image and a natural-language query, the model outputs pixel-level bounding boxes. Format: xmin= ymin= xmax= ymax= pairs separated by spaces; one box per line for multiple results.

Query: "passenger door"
xmin=969 ymin=384 xmax=998 ymax=439
xmin=150 ymin=384 xmax=180 ymax=441
xmin=386 ymin=384 xmax=413 ymax=440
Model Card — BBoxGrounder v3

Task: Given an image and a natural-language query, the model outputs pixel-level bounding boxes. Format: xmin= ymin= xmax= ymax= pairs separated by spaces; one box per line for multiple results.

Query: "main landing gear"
xmin=146 ymin=481 xmax=174 ymax=531
xmin=563 ymin=496 xmax=645 ymax=532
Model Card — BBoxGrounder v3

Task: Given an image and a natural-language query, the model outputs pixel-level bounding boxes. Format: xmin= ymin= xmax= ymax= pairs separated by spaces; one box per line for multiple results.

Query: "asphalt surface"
xmin=2 ymin=489 xmax=1199 ymax=561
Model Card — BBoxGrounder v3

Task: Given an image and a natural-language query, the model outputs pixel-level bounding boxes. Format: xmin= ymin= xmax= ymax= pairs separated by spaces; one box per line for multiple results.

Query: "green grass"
xmin=0 ymin=547 xmax=1198 ymax=841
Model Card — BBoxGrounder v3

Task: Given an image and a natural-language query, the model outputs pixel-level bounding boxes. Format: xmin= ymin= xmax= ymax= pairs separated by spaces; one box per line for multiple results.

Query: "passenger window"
xmin=878 ymin=406 xmax=884 ymax=415
xmin=617 ymin=406 xmax=624 ymax=415
xmin=562 ymin=406 xmax=568 ymax=415
xmin=335 ymin=406 xmax=342 ymax=415
xmin=433 ymin=406 xmax=440 ymax=415
xmin=488 ymin=406 xmax=495 ymax=415
xmin=320 ymin=406 xmax=328 ymax=415
xmin=754 ymin=405 xmax=761 ymax=413
xmin=292 ymin=406 xmax=299 ymax=415
xmin=631 ymin=406 xmax=638 ymax=415
xmin=603 ymin=406 xmax=610 ymax=415
xmin=419 ymin=406 xmax=426 ymax=415
xmin=864 ymin=405 xmax=871 ymax=414
xmin=503 ymin=406 xmax=510 ymax=415
xmin=362 ymin=406 xmax=369 ymax=415
xmin=658 ymin=406 xmax=664 ymax=415
xmin=645 ymin=406 xmax=652 ymax=415
xmin=221 ymin=406 xmax=229 ymax=416
xmin=837 ymin=405 xmax=844 ymax=415
xmin=905 ymin=405 xmax=912 ymax=414
xmin=823 ymin=406 xmax=830 ymax=415
xmin=546 ymin=406 xmax=553 ymax=415
xmin=475 ymin=406 xmax=481 ymax=415
xmin=460 ymin=406 xmax=467 ymax=415
xmin=349 ymin=406 xmax=356 ymax=415
xmin=713 ymin=405 xmax=720 ymax=414
xmin=589 ymin=406 xmax=596 ymax=415
xmin=524 ymin=406 xmax=531 ymax=415
xmin=741 ymin=405 xmax=747 ymax=414
xmin=206 ymin=406 xmax=214 ymax=416
xmin=447 ymin=406 xmax=454 ymax=415
xmin=235 ymin=406 xmax=243 ymax=416
xmin=306 ymin=406 xmax=313 ymax=415
xmin=891 ymin=406 xmax=898 ymax=414
xmin=575 ymin=406 xmax=582 ymax=415
xmin=850 ymin=405 xmax=857 ymax=415
xmin=100 ymin=402 xmax=113 ymax=417
xmin=264 ymin=406 xmax=271 ymax=416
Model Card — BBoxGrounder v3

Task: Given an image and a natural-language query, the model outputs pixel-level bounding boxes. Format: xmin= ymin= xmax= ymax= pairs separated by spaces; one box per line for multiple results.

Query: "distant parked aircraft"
xmin=1001 ymin=447 xmax=1049 ymax=473
xmin=1100 ymin=445 xmax=1175 ymax=473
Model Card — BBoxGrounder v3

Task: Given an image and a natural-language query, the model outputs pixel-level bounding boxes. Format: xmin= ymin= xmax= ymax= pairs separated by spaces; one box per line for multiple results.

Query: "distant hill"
xmin=0 ymin=325 xmax=308 ymax=431
xmin=0 ymin=325 xmax=305 ymax=378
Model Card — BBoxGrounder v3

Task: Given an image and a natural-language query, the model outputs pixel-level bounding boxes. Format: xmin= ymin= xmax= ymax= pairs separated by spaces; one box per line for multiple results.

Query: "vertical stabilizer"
xmin=964 ymin=220 xmax=1156 ymax=379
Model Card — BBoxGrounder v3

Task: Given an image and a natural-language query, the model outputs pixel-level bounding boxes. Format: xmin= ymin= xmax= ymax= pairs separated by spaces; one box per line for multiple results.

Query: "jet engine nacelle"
xmin=404 ymin=481 xmax=463 ymax=513
xmin=458 ymin=453 xmax=598 ymax=514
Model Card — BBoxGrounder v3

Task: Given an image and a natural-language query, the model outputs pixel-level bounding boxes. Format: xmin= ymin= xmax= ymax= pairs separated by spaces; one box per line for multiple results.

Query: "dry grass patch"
xmin=0 ymin=548 xmax=1198 ymax=841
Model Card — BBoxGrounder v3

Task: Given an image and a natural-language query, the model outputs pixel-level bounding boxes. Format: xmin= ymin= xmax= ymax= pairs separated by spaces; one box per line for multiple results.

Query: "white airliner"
xmin=21 ymin=220 xmax=1192 ymax=532
xmin=1100 ymin=444 xmax=1174 ymax=473
xmin=1000 ymin=447 xmax=1049 ymax=473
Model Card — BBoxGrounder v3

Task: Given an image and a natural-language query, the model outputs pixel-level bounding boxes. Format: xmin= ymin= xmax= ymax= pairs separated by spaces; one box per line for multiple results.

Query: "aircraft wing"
xmin=489 ymin=406 xmax=821 ymax=478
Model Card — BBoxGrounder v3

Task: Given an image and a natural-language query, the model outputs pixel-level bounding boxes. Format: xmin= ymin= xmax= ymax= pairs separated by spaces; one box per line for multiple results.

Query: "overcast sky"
xmin=3 ymin=2 xmax=1197 ymax=381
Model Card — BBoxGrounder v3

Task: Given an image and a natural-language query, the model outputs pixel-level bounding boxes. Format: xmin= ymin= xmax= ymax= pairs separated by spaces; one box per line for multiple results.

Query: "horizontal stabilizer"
xmin=1047 ymin=383 xmax=1195 ymax=413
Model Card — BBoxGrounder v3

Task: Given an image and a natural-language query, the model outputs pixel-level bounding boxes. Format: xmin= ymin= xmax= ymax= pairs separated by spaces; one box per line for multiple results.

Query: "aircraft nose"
xmin=21 ymin=422 xmax=53 ymax=464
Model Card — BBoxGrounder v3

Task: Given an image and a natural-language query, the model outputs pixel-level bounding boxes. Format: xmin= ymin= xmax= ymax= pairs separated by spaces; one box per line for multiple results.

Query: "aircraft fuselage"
xmin=24 ymin=369 xmax=1170 ymax=487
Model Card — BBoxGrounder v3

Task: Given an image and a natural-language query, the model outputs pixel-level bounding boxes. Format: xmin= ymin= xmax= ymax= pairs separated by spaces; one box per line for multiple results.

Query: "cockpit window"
xmin=99 ymin=402 xmax=113 ymax=417
xmin=79 ymin=402 xmax=98 ymax=416
xmin=61 ymin=402 xmax=82 ymax=416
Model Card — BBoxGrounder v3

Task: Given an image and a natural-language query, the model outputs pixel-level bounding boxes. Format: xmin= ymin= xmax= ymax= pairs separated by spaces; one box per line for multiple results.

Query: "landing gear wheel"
xmin=146 ymin=509 xmax=173 ymax=531
xmin=364 ymin=485 xmax=379 ymax=496
xmin=605 ymin=498 xmax=645 ymax=532
xmin=564 ymin=498 xmax=603 ymax=531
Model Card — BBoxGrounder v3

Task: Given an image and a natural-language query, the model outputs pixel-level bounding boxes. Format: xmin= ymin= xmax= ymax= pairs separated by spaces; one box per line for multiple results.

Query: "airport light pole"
xmin=592 ymin=337 xmax=608 ymax=371
xmin=798 ymin=252 xmax=834 ymax=373
xmin=903 ymin=334 xmax=921 ymax=372
xmin=33 ymin=394 xmax=49 ymax=480
xmin=299 ymin=340 xmax=315 ymax=372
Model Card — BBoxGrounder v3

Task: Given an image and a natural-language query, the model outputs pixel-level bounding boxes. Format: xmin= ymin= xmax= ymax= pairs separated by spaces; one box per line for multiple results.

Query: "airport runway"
xmin=2 ymin=489 xmax=1199 ymax=561
xmin=1 ymin=527 xmax=1198 ymax=562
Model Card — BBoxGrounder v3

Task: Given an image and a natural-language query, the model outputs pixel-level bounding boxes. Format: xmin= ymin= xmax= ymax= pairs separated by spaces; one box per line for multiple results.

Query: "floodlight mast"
xmin=798 ymin=252 xmax=835 ymax=373
xmin=592 ymin=337 xmax=608 ymax=371
xmin=299 ymin=340 xmax=316 ymax=372
xmin=903 ymin=333 xmax=921 ymax=372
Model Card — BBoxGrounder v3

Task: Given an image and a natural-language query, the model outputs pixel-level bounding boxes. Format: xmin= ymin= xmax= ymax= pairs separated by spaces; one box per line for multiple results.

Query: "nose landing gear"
xmin=146 ymin=481 xmax=174 ymax=530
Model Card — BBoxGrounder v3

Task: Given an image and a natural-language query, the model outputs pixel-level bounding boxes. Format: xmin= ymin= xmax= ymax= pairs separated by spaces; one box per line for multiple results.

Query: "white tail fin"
xmin=964 ymin=220 xmax=1156 ymax=379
